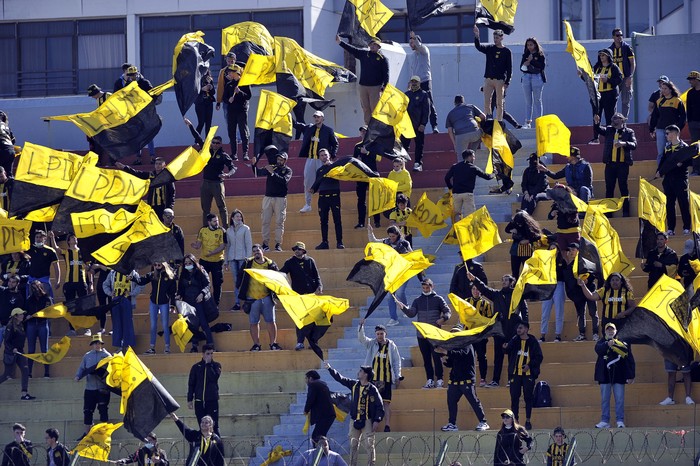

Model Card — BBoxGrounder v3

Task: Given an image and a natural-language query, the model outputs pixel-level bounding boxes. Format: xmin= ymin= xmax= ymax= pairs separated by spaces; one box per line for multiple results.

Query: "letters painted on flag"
xmin=475 ymin=0 xmax=518 ymax=34
xmin=239 ymin=54 xmax=277 ymax=87
xmin=368 ymin=177 xmax=398 ymax=217
xmin=277 ymin=294 xmax=350 ymax=328
xmin=0 ymin=216 xmax=31 ymax=254
xmin=407 ymin=0 xmax=455 ymax=28
xmin=372 ymin=84 xmax=416 ymax=139
xmin=337 ymin=1 xmax=375 ymax=48
xmin=274 ymin=38 xmax=336 ymax=98
xmin=348 ymin=0 xmax=394 ymax=37
xmin=454 ymin=206 xmax=502 ymax=260
xmin=221 ymin=22 xmax=275 ymax=62
xmin=71 ymin=422 xmax=123 ymax=461
xmin=23 ymin=336 xmax=71 ymax=364
xmin=405 ymin=192 xmax=447 ymax=237
xmin=255 ymin=90 xmax=296 ymax=136
xmin=535 ymin=115 xmax=570 ymax=156
xmin=582 ymin=208 xmax=635 ymax=278
xmin=244 ymin=268 xmax=296 ymax=296
xmin=32 ymin=303 xmax=97 ymax=329
xmin=588 ymin=197 xmax=626 ymax=214
xmin=365 ymin=242 xmax=413 ymax=294
xmin=152 ymin=127 xmax=217 ymax=187
xmin=563 ymin=21 xmax=594 ymax=78
xmin=172 ymin=31 xmax=215 ymax=115
xmin=638 ymin=178 xmax=667 ymax=234
xmin=171 ymin=315 xmax=193 ymax=353
xmin=636 ymin=274 xmax=690 ymax=338
xmin=448 ymin=293 xmax=494 ymax=329
xmin=71 ymin=206 xmax=140 ymax=238
xmin=509 ymin=249 xmax=557 ymax=316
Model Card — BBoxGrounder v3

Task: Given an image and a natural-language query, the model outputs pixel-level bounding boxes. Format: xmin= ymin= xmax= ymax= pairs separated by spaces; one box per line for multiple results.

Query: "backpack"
xmin=533 ymin=380 xmax=552 ymax=407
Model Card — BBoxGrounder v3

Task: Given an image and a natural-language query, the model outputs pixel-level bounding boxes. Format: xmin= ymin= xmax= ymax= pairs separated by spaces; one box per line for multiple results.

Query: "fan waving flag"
xmin=347 ymin=259 xmax=389 ymax=318
xmin=616 ymin=274 xmax=695 ymax=368
xmin=563 ymin=20 xmax=599 ymax=111
xmin=221 ymin=22 xmax=274 ymax=63
xmin=71 ymin=422 xmax=123 ymax=461
xmin=172 ymin=31 xmax=215 ymax=115
xmin=509 ymin=249 xmax=557 ymax=317
xmin=582 ymin=207 xmax=635 ymax=278
xmin=636 ymin=178 xmax=667 ymax=259
xmin=338 ymin=1 xmax=375 ymax=48
xmin=372 ymin=84 xmax=416 ymax=140
xmin=413 ymin=320 xmax=503 ymax=351
xmin=475 ymin=0 xmax=518 ymax=34
xmin=253 ymin=90 xmax=296 ymax=157
xmin=481 ymin=119 xmax=519 ymax=192
xmin=22 ymin=336 xmax=71 ymax=365
xmin=449 ymin=293 xmax=494 ymax=329
xmin=453 ymin=206 xmax=502 ymax=260
xmin=407 ymin=0 xmax=455 ymax=28
xmin=45 ymin=82 xmax=162 ymax=161
xmin=277 ymin=294 xmax=350 ymax=328
xmin=33 ymin=303 xmax=98 ymax=330
xmin=405 ymin=192 xmax=448 ymax=237
xmin=535 ymin=115 xmax=570 ymax=157
xmin=244 ymin=268 xmax=296 ymax=296
xmin=325 ymin=156 xmax=380 ymax=182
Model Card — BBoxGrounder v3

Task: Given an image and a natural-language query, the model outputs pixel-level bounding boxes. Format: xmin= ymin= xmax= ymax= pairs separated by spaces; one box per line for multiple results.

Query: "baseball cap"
xmin=313 ymin=111 xmax=324 ymax=118
xmin=87 ymin=84 xmax=102 ymax=97
xmin=657 ymin=75 xmax=670 ymax=83
xmin=410 ymin=75 xmax=421 ymax=82
xmin=688 ymin=71 xmax=700 ymax=80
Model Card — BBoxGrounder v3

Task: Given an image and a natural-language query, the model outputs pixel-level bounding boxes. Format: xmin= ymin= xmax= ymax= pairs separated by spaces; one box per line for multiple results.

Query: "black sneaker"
xmin=250 ymin=344 xmax=261 ymax=352
xmin=262 ymin=243 xmax=270 ymax=252
xmin=374 ymin=221 xmax=381 ymax=228
xmin=190 ymin=345 xmax=199 ymax=353
xmin=232 ymin=303 xmax=241 ymax=311
xmin=354 ymin=223 xmax=365 ymax=229
xmin=270 ymin=343 xmax=282 ymax=350
xmin=539 ymin=335 xmax=546 ymax=342
xmin=274 ymin=243 xmax=283 ymax=252
xmin=432 ymin=128 xmax=439 ymax=134
xmin=21 ymin=394 xmax=36 ymax=401
xmin=525 ymin=421 xmax=532 ymax=430
xmin=316 ymin=241 xmax=329 ymax=250
xmin=384 ymin=425 xmax=391 ymax=432
xmin=232 ymin=154 xmax=239 ymax=161
xmin=337 ymin=242 xmax=345 ymax=249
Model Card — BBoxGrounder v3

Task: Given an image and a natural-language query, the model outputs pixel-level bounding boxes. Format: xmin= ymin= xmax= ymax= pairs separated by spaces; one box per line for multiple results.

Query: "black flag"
xmin=407 ymin=0 xmax=455 ymax=28
xmin=173 ymin=32 xmax=215 ymax=115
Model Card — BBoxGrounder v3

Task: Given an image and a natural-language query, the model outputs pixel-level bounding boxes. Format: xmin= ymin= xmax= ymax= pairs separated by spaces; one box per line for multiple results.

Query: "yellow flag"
xmin=23 ymin=204 xmax=59 ymax=223
xmin=244 ymin=268 xmax=297 ymax=296
xmin=171 ymin=315 xmax=193 ymax=353
xmin=405 ymin=192 xmax=448 ymax=237
xmin=437 ymin=191 xmax=454 ymax=219
xmin=92 ymin=203 xmax=170 ymax=266
xmin=22 ymin=336 xmax=71 ymax=364
xmin=71 ymin=206 xmax=141 ymax=238
xmin=221 ymin=22 xmax=274 ymax=58
xmin=535 ymin=114 xmax=570 ymax=156
xmin=64 ymin=160 xmax=151 ymax=206
xmin=277 ymin=294 xmax=350 ymax=328
xmin=148 ymin=79 xmax=175 ymax=97
xmin=372 ymin=84 xmax=416 ymax=139
xmin=681 ymin=88 xmax=689 ymax=106
xmin=690 ymin=190 xmax=700 ymax=233
xmin=480 ymin=0 xmax=518 ymax=28
xmin=99 ymin=348 xmax=153 ymax=414
xmin=686 ymin=308 xmax=700 ymax=356
xmin=564 ymin=20 xmax=594 ymax=78
xmin=163 ymin=126 xmax=218 ymax=181
xmin=274 ymin=37 xmax=335 ymax=98
xmin=412 ymin=320 xmax=497 ymax=341
xmin=172 ymin=31 xmax=206 ymax=75
xmin=453 ymin=206 xmax=502 ymax=260
xmin=326 ymin=163 xmax=372 ymax=182
xmin=46 ymin=82 xmax=153 ymax=137
xmin=638 ymin=274 xmax=690 ymax=338
xmin=239 ymin=53 xmax=276 ymax=87
xmin=349 ymin=0 xmax=394 ymax=37
xmin=255 ymin=90 xmax=296 ymax=137
xmin=0 ymin=217 xmax=31 ymax=254
xmin=570 ymin=192 xmax=589 ymax=212
xmin=588 ymin=197 xmax=626 ymax=214
xmin=14 ymin=142 xmax=86 ymax=190
xmin=509 ymin=249 xmax=558 ymax=316
xmin=448 ymin=293 xmax=493 ymax=329
xmin=71 ymin=422 xmax=123 ymax=461
xmin=365 ymin=242 xmax=413 ymax=293
xmin=368 ymin=177 xmax=398 ymax=217
xmin=483 ymin=120 xmax=513 ymax=173
xmin=638 ymin=178 xmax=667 ymax=233
xmin=582 ymin=208 xmax=635 ymax=278
xmin=441 ymin=224 xmax=459 ymax=246
xmin=32 ymin=303 xmax=97 ymax=329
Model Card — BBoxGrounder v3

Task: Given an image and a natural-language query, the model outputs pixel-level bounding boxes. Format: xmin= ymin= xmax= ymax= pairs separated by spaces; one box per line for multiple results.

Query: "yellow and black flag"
xmin=509 ymin=249 xmax=557 ymax=317
xmin=45 ymin=82 xmax=163 ymax=161
xmin=151 ymin=127 xmax=217 ymax=187
xmin=364 ymin=83 xmax=414 ymax=160
xmin=172 ymin=31 xmax=215 ymax=115
xmin=563 ymin=20 xmax=599 ymax=113
xmin=325 ymin=156 xmax=380 ymax=182
xmin=636 ymin=178 xmax=666 ymax=259
xmin=475 ymin=0 xmax=518 ymax=34
xmin=346 ymin=0 xmax=393 ymax=38
xmin=616 ymin=274 xmax=695 ymax=368
xmin=253 ymin=90 xmax=296 ymax=157
xmin=221 ymin=21 xmax=274 ymax=64
xmin=98 ymin=348 xmax=180 ymax=440
xmin=582 ymin=207 xmax=635 ymax=278
xmin=71 ymin=422 xmax=123 ymax=461
xmin=481 ymin=119 xmax=520 ymax=193
xmin=22 ymin=336 xmax=71 ymax=365
xmin=453 ymin=206 xmax=502 ymax=261
xmin=0 ymin=216 xmax=31 ymax=254
xmin=413 ymin=320 xmax=502 ymax=351
xmin=9 ymin=142 xmax=92 ymax=218
xmin=407 ymin=0 xmax=455 ymax=28
xmin=368 ymin=177 xmax=398 ymax=217
xmin=337 ymin=1 xmax=375 ymax=48
xmin=405 ymin=192 xmax=448 ymax=238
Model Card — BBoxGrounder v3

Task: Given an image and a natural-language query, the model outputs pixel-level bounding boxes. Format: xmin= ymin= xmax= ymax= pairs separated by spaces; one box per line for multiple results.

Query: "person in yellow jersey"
xmin=504 ymin=320 xmax=542 ymax=431
xmin=545 ymin=426 xmax=569 ymax=466
xmin=237 ymin=244 xmax=281 ymax=351
xmin=388 ymin=194 xmax=413 ymax=248
xmin=578 ymin=272 xmax=635 ymax=330
xmin=191 ymin=214 xmax=226 ymax=307
xmin=583 ymin=48 xmax=622 ymax=145
xmin=54 ymin=233 xmax=93 ymax=336
xmin=295 ymin=111 xmax=338 ymax=214
xmin=102 ymin=268 xmax=143 ymax=352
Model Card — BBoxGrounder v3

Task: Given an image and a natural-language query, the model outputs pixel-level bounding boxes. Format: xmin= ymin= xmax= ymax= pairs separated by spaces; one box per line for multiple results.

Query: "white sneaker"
xmin=386 ymin=319 xmax=399 ymax=327
xmin=686 ymin=396 xmax=695 ymax=405
xmin=684 ymin=229 xmax=691 ymax=235
xmin=616 ymin=421 xmax=626 ymax=428
xmin=441 ymin=423 xmax=458 ymax=432
xmin=299 ymin=205 xmax=312 ymax=213
xmin=83 ymin=329 xmax=92 ymax=336
xmin=521 ymin=123 xmax=531 ymax=129
xmin=595 ymin=421 xmax=610 ymax=428
xmin=659 ymin=397 xmax=676 ymax=406
xmin=413 ymin=162 xmax=423 ymax=172
xmin=436 ymin=379 xmax=444 ymax=388
xmin=592 ymin=333 xmax=599 ymax=341
xmin=475 ymin=421 xmax=490 ymax=431
xmin=422 ymin=379 xmax=434 ymax=389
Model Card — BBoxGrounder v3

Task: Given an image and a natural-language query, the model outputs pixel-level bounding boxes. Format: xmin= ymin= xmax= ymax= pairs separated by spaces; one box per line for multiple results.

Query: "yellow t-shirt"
xmin=388 ymin=169 xmax=412 ymax=199
xmin=197 ymin=227 xmax=225 ymax=262
xmin=247 ymin=259 xmax=272 ymax=300
xmin=389 ymin=208 xmax=412 ymax=236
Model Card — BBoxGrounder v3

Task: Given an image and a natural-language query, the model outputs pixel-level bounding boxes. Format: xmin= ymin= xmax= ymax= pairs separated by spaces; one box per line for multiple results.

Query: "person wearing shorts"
xmin=659 ymin=359 xmax=695 ymax=406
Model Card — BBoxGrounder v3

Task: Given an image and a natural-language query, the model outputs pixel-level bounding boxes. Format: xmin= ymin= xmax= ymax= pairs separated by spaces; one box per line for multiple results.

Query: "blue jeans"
xmin=577 ymin=186 xmax=592 ymax=203
xmin=387 ymin=282 xmax=407 ymax=321
xmin=229 ymin=260 xmax=245 ymax=306
xmin=655 ymin=128 xmax=666 ymax=164
xmin=600 ymin=383 xmax=625 ymax=423
xmin=540 ymin=282 xmax=565 ymax=335
xmin=26 ymin=318 xmax=49 ymax=376
xmin=522 ymin=73 xmax=544 ymax=122
xmin=149 ymin=302 xmax=170 ymax=347
xmin=147 ymin=139 xmax=155 ymax=157
xmin=111 ymin=296 xmax=135 ymax=349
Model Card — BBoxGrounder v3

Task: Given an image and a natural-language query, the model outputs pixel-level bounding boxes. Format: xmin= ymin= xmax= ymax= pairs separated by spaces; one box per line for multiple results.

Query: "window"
xmin=659 ymin=0 xmax=683 ymax=18
xmin=140 ymin=11 xmax=304 ymax=86
xmin=626 ymin=0 xmax=649 ymax=33
xmin=593 ymin=0 xmax=616 ymax=39
xmin=560 ymin=0 xmax=583 ymax=39
xmin=381 ymin=11 xmax=485 ymax=44
xmin=0 ymin=19 xmax=125 ymax=98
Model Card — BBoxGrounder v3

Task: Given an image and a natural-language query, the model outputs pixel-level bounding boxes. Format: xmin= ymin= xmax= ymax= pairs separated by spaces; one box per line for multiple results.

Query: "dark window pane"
xmin=78 ymin=18 xmax=125 ymax=35
xmin=560 ymin=0 xmax=583 ymax=38
xmin=660 ymin=0 xmax=683 ymax=18
xmin=140 ymin=30 xmax=185 ymax=84
xmin=19 ymin=20 xmax=73 ymax=37
xmin=0 ymin=23 xmax=16 ymax=38
xmin=0 ymin=36 xmax=17 ymax=97
xmin=253 ymin=10 xmax=303 ymax=45
xmin=20 ymin=37 xmax=46 ymax=71
xmin=47 ymin=36 xmax=73 ymax=71
xmin=594 ymin=18 xmax=616 ymax=39
xmin=79 ymin=69 xmax=116 ymax=95
xmin=626 ymin=0 xmax=649 ymax=32
xmin=141 ymin=15 xmax=190 ymax=32
xmin=194 ymin=12 xmax=250 ymax=30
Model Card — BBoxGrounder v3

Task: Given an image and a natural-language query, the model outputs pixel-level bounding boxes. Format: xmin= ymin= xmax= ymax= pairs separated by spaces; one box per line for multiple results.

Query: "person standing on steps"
xmin=585 ymin=49 xmax=622 ymax=145
xmin=519 ymin=37 xmax=546 ymax=129
xmin=191 ymin=214 xmax=226 ymax=308
xmin=222 ymin=65 xmax=251 ymax=161
xmin=353 ymin=126 xmax=381 ymax=229
xmin=224 ymin=209 xmax=252 ymax=312
xmin=309 ymin=149 xmax=344 ymax=250
xmin=401 ymin=76 xmax=430 ymax=172
xmin=303 ymin=371 xmax=336 ymax=446
xmin=473 ymin=25 xmax=512 ymax=122
xmin=199 ymin=135 xmax=236 ymax=229
xmin=593 ymin=112 xmax=636 ymax=217
xmin=0 ymin=309 xmax=36 ymax=400
xmin=649 ymin=80 xmax=686 ymax=161
xmin=609 ymin=28 xmax=635 ymax=119
xmin=654 ymin=125 xmax=692 ymax=236
xmin=594 ymin=322 xmax=635 ymax=429
xmin=296 ymin=111 xmax=339 ymax=214
xmin=409 ymin=31 xmax=439 ymax=133
xmin=504 ymin=320 xmax=543 ymax=431
xmin=641 ymin=231 xmax=679 ymax=289
xmin=187 ymin=344 xmax=221 ymax=435
xmin=74 ymin=334 xmax=111 ymax=441
xmin=444 ymin=149 xmax=494 ymax=221
xmin=253 ymin=151 xmax=292 ymax=253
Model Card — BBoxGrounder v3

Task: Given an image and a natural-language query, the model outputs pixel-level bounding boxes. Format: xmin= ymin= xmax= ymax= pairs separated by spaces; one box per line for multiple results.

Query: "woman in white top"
xmin=224 ymin=209 xmax=252 ymax=311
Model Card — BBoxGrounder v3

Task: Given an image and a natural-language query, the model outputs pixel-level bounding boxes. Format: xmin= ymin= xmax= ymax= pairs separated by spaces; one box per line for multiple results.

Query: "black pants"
xmin=195 ymin=100 xmax=214 ymax=136
xmin=509 ymin=374 xmax=536 ymax=421
xmin=195 ymin=399 xmax=220 ymax=435
xmin=200 ymin=260 xmax=224 ymax=306
xmin=296 ymin=323 xmax=329 ymax=360
xmin=604 ymin=163 xmax=630 ymax=216
xmin=226 ymin=109 xmax=249 ymax=157
xmin=420 ymin=81 xmax=438 ymax=129
xmin=663 ymin=177 xmax=691 ymax=232
xmin=64 ymin=281 xmax=88 ymax=331
xmin=83 ymin=388 xmax=110 ymax=425
xmin=593 ymin=91 xmax=618 ymax=138
xmin=311 ymin=416 xmax=335 ymax=445
xmin=293 ymin=102 xmax=307 ymax=139
xmin=473 ymin=339 xmax=488 ymax=380
xmin=418 ymin=337 xmax=443 ymax=381
xmin=356 ymin=182 xmax=380 ymax=226
xmin=0 ymin=145 xmax=14 ymax=177
xmin=569 ymin=287 xmax=598 ymax=335
xmin=318 ymin=193 xmax=343 ymax=243
xmin=401 ymin=129 xmax=425 ymax=164
xmin=447 ymin=383 xmax=486 ymax=424
xmin=492 ymin=335 xmax=505 ymax=384
xmin=0 ymin=353 xmax=29 ymax=392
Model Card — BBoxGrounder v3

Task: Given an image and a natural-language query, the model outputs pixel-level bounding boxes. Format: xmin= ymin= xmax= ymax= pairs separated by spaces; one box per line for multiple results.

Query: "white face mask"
xmin=185 ymin=264 xmax=194 ymax=271
xmin=505 ymin=424 xmax=513 ymax=429
xmin=422 ymin=290 xmax=432 ymax=296
xmin=233 ymin=219 xmax=242 ymax=226
xmin=35 ymin=242 xmax=44 ymax=248
xmin=144 ymin=443 xmax=154 ymax=450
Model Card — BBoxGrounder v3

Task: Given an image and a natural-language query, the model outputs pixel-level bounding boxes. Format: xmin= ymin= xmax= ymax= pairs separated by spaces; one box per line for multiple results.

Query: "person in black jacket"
xmin=519 ymin=154 xmax=548 ymax=214
xmin=222 ymin=65 xmax=251 ymax=161
xmin=24 ymin=280 xmax=52 ymax=378
xmin=655 ymin=125 xmax=692 ymax=235
xmin=610 ymin=28 xmax=635 ymax=118
xmin=493 ymin=409 xmax=532 ymax=466
xmin=296 ymin=111 xmax=339 ymax=214
xmin=444 ymin=150 xmax=494 ymax=220
xmin=199 ymin=135 xmax=236 ymax=229
xmin=162 ymin=209 xmax=185 ymax=261
xmin=0 ymin=166 xmax=14 ymax=212
xmin=304 ymin=370 xmax=335 ymax=445
xmin=650 ymin=81 xmax=687 ymax=161
xmin=402 ymin=77 xmax=430 ymax=171
xmin=309 ymin=149 xmax=344 ymax=249
xmin=586 ymin=49 xmax=622 ymax=144
xmin=169 ymin=413 xmax=224 ymax=466
xmin=176 ymin=254 xmax=214 ymax=352
xmin=520 ymin=38 xmax=546 ymax=129
xmin=0 ymin=111 xmax=16 ymax=176
xmin=114 ymin=65 xmax=155 ymax=164
xmin=0 ymin=309 xmax=35 ymax=400
xmin=253 ymin=152 xmax=293 ymax=252
xmin=594 ymin=322 xmax=635 ymax=428
xmin=353 ymin=126 xmax=381 ymax=229
xmin=325 ymin=362 xmax=384 ymax=466
xmin=2 ymin=423 xmax=33 ymax=466
xmin=115 ymin=158 xmax=175 ymax=220
xmin=115 ymin=432 xmax=169 ymax=466
xmin=133 ymin=262 xmax=176 ymax=354
xmin=0 ymin=275 xmax=25 ymax=348
xmin=594 ymin=112 xmax=637 ymax=216
xmin=504 ymin=210 xmax=543 ymax=277
xmin=641 ymin=231 xmax=679 ymax=288
xmin=44 ymin=428 xmax=70 ymax=466
xmin=336 ymin=36 xmax=389 ymax=125
xmin=187 ymin=344 xmax=221 ymax=435
xmin=449 ymin=259 xmax=488 ymax=299
xmin=473 ymin=25 xmax=512 ymax=122
xmin=504 ymin=321 xmax=543 ymax=430
xmin=195 ymin=69 xmax=216 ymax=137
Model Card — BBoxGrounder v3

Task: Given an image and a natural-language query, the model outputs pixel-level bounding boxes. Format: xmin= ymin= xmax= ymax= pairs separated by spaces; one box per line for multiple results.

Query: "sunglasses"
xmin=614 ymin=34 xmax=623 ymax=37
xmin=211 ymin=141 xmax=222 ymax=144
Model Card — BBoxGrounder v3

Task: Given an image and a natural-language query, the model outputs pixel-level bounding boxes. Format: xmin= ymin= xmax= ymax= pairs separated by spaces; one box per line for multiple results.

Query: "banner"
xmin=638 ymin=178 xmax=667 ymax=234
xmin=453 ymin=206 xmax=502 ymax=260
xmin=253 ymin=90 xmax=296 ymax=157
xmin=172 ymin=31 xmax=215 ymax=115
xmin=405 ymin=192 xmax=448 ymax=237
xmin=407 ymin=0 xmax=455 ymax=28
xmin=475 ymin=0 xmax=518 ymax=34
xmin=348 ymin=0 xmax=394 ymax=37
xmin=22 ymin=336 xmax=71 ymax=365
xmin=71 ymin=422 xmax=123 ymax=461
xmin=152 ymin=127 xmax=217 ymax=187
xmin=277 ymin=294 xmax=350 ymax=328
xmin=371 ymin=84 xmax=416 ymax=140
xmin=221 ymin=21 xmax=275 ymax=63
xmin=535 ymin=115 xmax=570 ymax=157
xmin=582 ymin=208 xmax=635 ymax=278
xmin=509 ymin=249 xmax=557 ymax=316
xmin=368 ymin=177 xmax=398 ymax=217
xmin=337 ymin=1 xmax=375 ymax=48
xmin=563 ymin=20 xmax=593 ymax=78
xmin=0 ymin=216 xmax=31 ymax=254
xmin=325 ymin=156 xmax=379 ymax=182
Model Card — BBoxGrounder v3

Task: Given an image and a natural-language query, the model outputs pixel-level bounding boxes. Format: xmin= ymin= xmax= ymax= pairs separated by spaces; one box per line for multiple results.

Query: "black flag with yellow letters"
xmin=407 ymin=0 xmax=455 ymax=28
xmin=337 ymin=1 xmax=374 ymax=48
